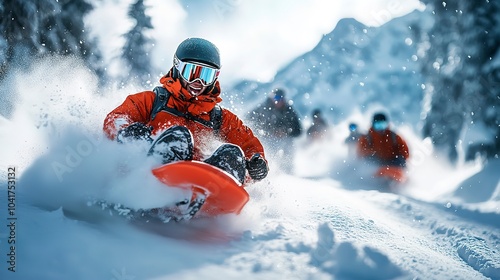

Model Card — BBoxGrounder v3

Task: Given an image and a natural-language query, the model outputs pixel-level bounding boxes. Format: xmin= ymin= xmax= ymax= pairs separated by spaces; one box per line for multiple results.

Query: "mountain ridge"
xmin=225 ymin=9 xmax=431 ymax=127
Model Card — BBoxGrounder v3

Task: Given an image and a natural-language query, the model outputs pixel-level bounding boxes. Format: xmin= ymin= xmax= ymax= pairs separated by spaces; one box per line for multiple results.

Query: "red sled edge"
xmin=151 ymin=161 xmax=249 ymax=217
xmin=375 ymin=166 xmax=407 ymax=183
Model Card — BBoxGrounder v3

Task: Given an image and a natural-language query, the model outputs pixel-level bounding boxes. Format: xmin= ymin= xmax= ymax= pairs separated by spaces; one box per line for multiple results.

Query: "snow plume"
xmin=2 ymin=56 xmax=187 ymax=212
xmin=20 ymin=129 xmax=188 ymax=213
xmin=1 ymin=55 xmax=100 ymax=174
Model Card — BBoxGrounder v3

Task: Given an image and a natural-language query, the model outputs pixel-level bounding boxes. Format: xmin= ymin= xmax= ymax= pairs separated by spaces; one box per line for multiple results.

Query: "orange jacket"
xmin=103 ymin=73 xmax=265 ymax=161
xmin=357 ymin=128 xmax=409 ymax=162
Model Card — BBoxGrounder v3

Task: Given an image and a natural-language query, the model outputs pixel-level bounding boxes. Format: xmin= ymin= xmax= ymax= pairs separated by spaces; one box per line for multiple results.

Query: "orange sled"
xmin=152 ymin=161 xmax=249 ymax=217
xmin=375 ymin=166 xmax=406 ymax=183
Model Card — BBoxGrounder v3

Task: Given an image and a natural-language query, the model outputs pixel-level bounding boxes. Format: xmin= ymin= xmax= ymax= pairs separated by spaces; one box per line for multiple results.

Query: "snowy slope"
xmin=0 ymin=149 xmax=499 ymax=280
xmin=0 ymin=55 xmax=499 ymax=280
xmin=1 ymin=14 xmax=500 ymax=280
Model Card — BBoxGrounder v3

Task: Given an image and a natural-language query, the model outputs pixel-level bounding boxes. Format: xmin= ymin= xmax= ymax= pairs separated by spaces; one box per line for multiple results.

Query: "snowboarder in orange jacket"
xmin=103 ymin=38 xmax=268 ymax=183
xmin=357 ymin=112 xmax=410 ymax=168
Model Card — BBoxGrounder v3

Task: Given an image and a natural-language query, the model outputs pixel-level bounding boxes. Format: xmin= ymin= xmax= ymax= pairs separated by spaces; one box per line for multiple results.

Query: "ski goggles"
xmin=274 ymin=94 xmax=284 ymax=102
xmin=373 ymin=120 xmax=388 ymax=131
xmin=174 ymin=57 xmax=220 ymax=86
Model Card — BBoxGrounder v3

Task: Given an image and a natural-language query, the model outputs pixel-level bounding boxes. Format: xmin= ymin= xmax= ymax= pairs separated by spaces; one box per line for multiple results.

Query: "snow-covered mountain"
xmin=0 ymin=7 xmax=499 ymax=280
xmin=227 ymin=10 xmax=431 ymax=127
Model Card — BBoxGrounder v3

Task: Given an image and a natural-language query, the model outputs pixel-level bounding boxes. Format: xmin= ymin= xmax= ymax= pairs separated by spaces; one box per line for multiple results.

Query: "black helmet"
xmin=372 ymin=112 xmax=387 ymax=123
xmin=174 ymin=38 xmax=221 ymax=69
xmin=312 ymin=108 xmax=321 ymax=117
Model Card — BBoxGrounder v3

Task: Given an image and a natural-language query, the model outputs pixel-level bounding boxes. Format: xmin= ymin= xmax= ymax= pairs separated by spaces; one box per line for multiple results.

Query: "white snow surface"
xmin=1 ymin=58 xmax=499 ymax=280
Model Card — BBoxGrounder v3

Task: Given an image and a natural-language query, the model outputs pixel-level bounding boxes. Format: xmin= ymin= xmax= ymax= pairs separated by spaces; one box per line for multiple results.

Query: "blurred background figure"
xmin=345 ymin=122 xmax=361 ymax=144
xmin=306 ymin=108 xmax=329 ymax=141
xmin=248 ymin=88 xmax=302 ymax=173
xmin=357 ymin=112 xmax=410 ymax=183
xmin=357 ymin=112 xmax=409 ymax=167
xmin=344 ymin=122 xmax=362 ymax=157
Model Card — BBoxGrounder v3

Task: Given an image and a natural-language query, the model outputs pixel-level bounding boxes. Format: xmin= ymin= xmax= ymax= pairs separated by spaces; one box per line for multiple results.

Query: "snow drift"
xmin=0 ymin=51 xmax=499 ymax=280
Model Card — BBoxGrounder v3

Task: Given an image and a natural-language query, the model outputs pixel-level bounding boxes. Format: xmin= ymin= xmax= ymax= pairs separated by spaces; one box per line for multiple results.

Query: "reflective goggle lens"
xmin=373 ymin=121 xmax=388 ymax=131
xmin=175 ymin=58 xmax=219 ymax=86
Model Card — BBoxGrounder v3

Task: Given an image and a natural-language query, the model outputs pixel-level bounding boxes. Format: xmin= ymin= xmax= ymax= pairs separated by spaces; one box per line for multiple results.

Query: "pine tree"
xmin=121 ymin=0 xmax=155 ymax=87
xmin=418 ymin=0 xmax=500 ymax=162
xmin=40 ymin=0 xmax=106 ymax=83
xmin=419 ymin=0 xmax=464 ymax=162
xmin=0 ymin=0 xmax=106 ymax=83
xmin=462 ymin=0 xmax=500 ymax=160
xmin=0 ymin=2 xmax=6 ymax=76
xmin=0 ymin=0 xmax=59 ymax=72
xmin=0 ymin=0 xmax=57 ymax=116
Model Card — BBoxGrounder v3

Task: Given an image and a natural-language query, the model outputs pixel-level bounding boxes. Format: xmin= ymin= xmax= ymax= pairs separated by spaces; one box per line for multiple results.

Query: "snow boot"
xmin=147 ymin=126 xmax=194 ymax=164
xmin=204 ymin=144 xmax=246 ymax=184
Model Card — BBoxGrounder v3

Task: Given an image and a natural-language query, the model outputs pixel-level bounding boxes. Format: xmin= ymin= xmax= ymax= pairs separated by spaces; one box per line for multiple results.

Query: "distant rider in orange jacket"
xmin=357 ymin=112 xmax=410 ymax=168
xmin=103 ymin=38 xmax=268 ymax=183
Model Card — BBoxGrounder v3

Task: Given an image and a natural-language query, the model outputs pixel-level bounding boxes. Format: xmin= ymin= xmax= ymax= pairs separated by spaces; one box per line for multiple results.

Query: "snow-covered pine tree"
xmin=0 ymin=0 xmax=105 ymax=83
xmin=0 ymin=2 xmax=6 ymax=77
xmin=0 ymin=0 xmax=59 ymax=116
xmin=418 ymin=0 xmax=500 ymax=162
xmin=418 ymin=0 xmax=464 ymax=162
xmin=121 ymin=0 xmax=155 ymax=87
xmin=41 ymin=0 xmax=106 ymax=83
xmin=0 ymin=0 xmax=59 ymax=72
xmin=460 ymin=0 xmax=500 ymax=161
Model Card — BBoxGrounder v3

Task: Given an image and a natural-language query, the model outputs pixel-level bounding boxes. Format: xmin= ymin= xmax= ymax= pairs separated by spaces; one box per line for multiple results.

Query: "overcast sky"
xmin=88 ymin=0 xmax=424 ymax=86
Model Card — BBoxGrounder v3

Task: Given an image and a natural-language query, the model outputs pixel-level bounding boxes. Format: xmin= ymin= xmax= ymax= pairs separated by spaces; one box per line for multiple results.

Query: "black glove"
xmin=246 ymin=153 xmax=269 ymax=181
xmin=117 ymin=122 xmax=153 ymax=143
